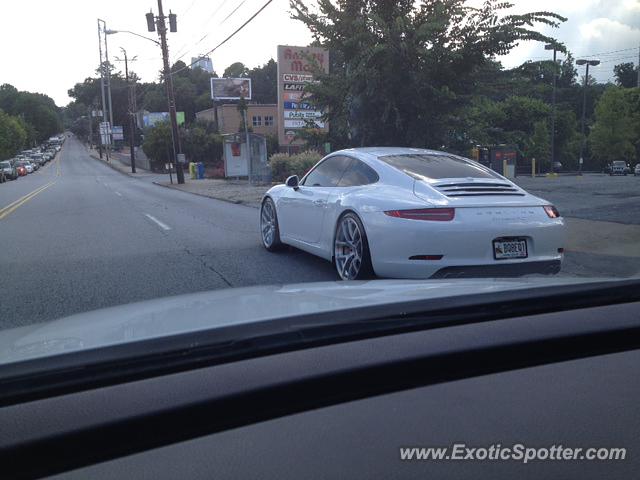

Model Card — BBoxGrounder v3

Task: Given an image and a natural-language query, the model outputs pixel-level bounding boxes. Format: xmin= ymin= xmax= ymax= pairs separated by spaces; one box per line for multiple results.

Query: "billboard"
xmin=143 ymin=112 xmax=186 ymax=128
xmin=210 ymin=78 xmax=252 ymax=100
xmin=277 ymin=45 xmax=329 ymax=147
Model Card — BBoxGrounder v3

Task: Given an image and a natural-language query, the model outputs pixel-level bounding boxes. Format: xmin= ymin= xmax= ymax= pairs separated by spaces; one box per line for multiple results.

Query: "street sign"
xmin=99 ymin=122 xmax=111 ymax=145
xmin=177 ymin=153 xmax=186 ymax=164
xmin=112 ymin=126 xmax=124 ymax=141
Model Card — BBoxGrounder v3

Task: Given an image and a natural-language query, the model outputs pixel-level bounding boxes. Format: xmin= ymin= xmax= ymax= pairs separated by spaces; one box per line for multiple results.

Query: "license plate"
xmin=493 ymin=238 xmax=528 ymax=260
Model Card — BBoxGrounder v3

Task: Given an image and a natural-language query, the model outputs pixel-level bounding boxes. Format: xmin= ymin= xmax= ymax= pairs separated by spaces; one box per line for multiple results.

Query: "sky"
xmin=1 ymin=0 xmax=638 ymax=107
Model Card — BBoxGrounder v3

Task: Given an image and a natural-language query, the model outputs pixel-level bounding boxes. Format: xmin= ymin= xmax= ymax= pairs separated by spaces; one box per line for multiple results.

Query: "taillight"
xmin=384 ymin=208 xmax=455 ymax=221
xmin=543 ymin=205 xmax=560 ymax=218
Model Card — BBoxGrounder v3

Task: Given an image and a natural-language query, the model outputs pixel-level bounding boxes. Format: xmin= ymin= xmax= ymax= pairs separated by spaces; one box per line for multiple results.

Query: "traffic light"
xmin=168 ymin=12 xmax=177 ymax=32
xmin=146 ymin=12 xmax=156 ymax=32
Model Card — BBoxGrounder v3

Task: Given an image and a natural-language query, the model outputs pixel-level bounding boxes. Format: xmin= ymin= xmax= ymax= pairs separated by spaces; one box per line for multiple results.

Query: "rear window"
xmin=613 ymin=161 xmax=626 ymax=167
xmin=380 ymin=154 xmax=499 ymax=180
xmin=0 ymin=162 xmax=10 ymax=167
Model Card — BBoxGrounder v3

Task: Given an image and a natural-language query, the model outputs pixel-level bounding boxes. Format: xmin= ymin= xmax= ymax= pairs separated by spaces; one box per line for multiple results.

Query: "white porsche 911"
xmin=260 ymin=147 xmax=565 ymax=280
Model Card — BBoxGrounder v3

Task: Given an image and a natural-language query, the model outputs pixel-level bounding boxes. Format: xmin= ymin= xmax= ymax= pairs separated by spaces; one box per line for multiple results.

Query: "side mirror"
xmin=285 ymin=175 xmax=299 ymax=189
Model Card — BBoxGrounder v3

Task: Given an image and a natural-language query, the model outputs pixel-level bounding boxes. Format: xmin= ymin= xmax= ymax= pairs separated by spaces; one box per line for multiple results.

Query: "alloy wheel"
xmin=335 ymin=216 xmax=364 ymax=280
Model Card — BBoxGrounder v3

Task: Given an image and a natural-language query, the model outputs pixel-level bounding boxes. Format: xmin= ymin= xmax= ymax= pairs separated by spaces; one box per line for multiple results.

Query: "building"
xmin=190 ymin=56 xmax=214 ymax=74
xmin=196 ymin=104 xmax=278 ymax=137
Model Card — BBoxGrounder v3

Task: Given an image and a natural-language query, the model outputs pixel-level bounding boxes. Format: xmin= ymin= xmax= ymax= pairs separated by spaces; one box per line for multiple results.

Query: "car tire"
xmin=334 ymin=212 xmax=374 ymax=281
xmin=260 ymin=197 xmax=282 ymax=252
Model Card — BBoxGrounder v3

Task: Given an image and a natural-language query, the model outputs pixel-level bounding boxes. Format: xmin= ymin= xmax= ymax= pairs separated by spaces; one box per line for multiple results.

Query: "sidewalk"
xmin=88 ymin=147 xmax=155 ymax=177
xmin=155 ymin=177 xmax=269 ymax=208
xmin=87 ymin=145 xmax=269 ymax=207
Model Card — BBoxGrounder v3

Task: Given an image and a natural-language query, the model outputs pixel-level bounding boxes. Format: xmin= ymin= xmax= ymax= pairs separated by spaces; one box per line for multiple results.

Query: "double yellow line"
xmin=0 ymin=181 xmax=57 ymax=220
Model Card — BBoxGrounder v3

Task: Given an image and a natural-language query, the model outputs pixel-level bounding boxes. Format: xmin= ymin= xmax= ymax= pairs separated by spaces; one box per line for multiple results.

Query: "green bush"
xmin=269 ymin=151 xmax=322 ymax=182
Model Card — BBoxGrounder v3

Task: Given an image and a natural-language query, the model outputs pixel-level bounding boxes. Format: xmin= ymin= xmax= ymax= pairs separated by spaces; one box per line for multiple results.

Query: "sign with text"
xmin=284 ymin=110 xmax=323 ymax=119
xmin=284 ymin=101 xmax=314 ymax=110
xmin=210 ymin=78 xmax=252 ymax=100
xmin=277 ymin=45 xmax=329 ymax=147
xmin=112 ymin=125 xmax=124 ymax=141
xmin=143 ymin=112 xmax=186 ymax=128
xmin=284 ymin=119 xmax=325 ymax=129
xmin=282 ymin=73 xmax=314 ymax=83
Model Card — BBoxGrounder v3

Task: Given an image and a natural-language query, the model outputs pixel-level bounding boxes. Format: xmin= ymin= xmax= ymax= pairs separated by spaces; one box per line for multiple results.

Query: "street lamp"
xmin=545 ymin=43 xmax=562 ymax=174
xmin=576 ymin=58 xmax=600 ymax=175
xmin=105 ymin=29 xmax=160 ymax=45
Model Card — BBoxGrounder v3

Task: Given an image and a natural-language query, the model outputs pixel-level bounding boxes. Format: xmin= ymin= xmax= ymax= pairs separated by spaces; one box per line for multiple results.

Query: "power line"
xmin=172 ymin=0 xmax=230 ymax=61
xmin=170 ymin=0 xmax=275 ymax=76
xmin=220 ymin=0 xmax=247 ymax=25
xmin=181 ymin=0 xmax=199 ymax=16
xmin=173 ymin=0 xmax=246 ymax=64
xmin=528 ymin=46 xmax=638 ymax=61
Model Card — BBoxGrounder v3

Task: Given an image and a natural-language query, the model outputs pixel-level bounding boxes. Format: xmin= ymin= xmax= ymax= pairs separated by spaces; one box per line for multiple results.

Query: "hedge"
xmin=269 ymin=151 xmax=323 ymax=182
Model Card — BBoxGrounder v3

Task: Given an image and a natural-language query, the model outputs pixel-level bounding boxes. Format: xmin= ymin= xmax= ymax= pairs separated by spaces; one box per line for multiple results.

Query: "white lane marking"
xmin=114 ymin=191 xmax=122 ymax=197
xmin=144 ymin=213 xmax=171 ymax=231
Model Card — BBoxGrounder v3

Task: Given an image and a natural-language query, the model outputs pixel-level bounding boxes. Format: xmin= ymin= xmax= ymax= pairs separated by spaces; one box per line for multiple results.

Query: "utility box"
xmin=473 ymin=145 xmax=518 ymax=178
xmin=222 ymin=133 xmax=270 ymax=183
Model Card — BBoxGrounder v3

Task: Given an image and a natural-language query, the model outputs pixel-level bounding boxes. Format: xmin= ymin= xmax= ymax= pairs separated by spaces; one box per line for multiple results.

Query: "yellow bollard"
xmin=503 ymin=159 xmax=507 ymax=178
xmin=532 ymin=158 xmax=536 ymax=177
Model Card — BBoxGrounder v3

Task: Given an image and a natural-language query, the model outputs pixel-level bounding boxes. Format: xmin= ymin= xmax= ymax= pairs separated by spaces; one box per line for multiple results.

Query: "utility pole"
xmin=118 ymin=48 xmax=137 ymax=173
xmin=576 ymin=58 xmax=600 ymax=175
xmin=97 ymin=19 xmax=108 ymax=161
xmin=148 ymin=1 xmax=185 ymax=183
xmin=545 ymin=44 xmax=560 ymax=174
xmin=637 ymin=43 xmax=640 ymax=88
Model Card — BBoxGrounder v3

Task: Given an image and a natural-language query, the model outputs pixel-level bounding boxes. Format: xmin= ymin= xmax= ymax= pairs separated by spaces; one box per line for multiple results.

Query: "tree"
xmin=289 ymin=0 xmax=566 ymax=149
xmin=525 ymin=120 xmax=550 ymax=165
xmin=223 ymin=62 xmax=249 ymax=78
xmin=248 ymin=59 xmax=278 ymax=103
xmin=182 ymin=123 xmax=223 ymax=165
xmin=590 ymin=86 xmax=640 ymax=168
xmin=614 ymin=62 xmax=639 ymax=88
xmin=142 ymin=121 xmax=174 ymax=169
xmin=0 ymin=109 xmax=27 ymax=159
xmin=0 ymin=84 xmax=61 ymax=143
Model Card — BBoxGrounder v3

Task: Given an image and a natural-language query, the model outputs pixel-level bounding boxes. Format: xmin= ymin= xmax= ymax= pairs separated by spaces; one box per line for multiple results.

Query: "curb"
xmin=87 ymin=149 xmax=152 ymax=179
xmin=151 ymin=181 xmax=260 ymax=209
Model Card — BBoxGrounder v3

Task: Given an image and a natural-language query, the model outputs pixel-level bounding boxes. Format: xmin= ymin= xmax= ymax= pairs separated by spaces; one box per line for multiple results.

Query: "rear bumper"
xmin=431 ymin=260 xmax=561 ymax=278
xmin=361 ymin=207 xmax=565 ymax=279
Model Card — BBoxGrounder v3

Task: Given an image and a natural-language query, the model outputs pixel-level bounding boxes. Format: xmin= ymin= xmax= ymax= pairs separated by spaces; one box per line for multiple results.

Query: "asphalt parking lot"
xmin=513 ymin=173 xmax=640 ymax=278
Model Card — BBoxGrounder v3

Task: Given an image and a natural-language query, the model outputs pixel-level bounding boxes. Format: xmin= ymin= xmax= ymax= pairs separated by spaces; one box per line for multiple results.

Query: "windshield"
xmin=0 ymin=1 xmax=638 ymax=373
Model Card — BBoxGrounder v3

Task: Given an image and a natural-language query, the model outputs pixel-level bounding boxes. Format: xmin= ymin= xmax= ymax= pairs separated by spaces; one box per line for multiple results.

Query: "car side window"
xmin=338 ymin=159 xmax=379 ymax=187
xmin=302 ymin=156 xmax=352 ymax=187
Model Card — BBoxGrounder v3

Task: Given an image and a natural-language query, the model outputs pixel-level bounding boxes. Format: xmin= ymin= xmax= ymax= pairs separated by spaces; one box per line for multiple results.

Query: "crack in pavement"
xmin=183 ymin=247 xmax=233 ymax=287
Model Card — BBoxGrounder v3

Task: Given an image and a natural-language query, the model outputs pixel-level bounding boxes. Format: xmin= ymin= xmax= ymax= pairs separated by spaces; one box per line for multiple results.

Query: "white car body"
xmin=634 ymin=165 xmax=640 ymax=176
xmin=262 ymin=147 xmax=565 ymax=279
xmin=23 ymin=163 xmax=34 ymax=174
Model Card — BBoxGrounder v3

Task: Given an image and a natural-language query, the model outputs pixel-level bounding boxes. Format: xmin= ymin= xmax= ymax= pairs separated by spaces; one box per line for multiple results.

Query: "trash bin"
xmin=197 ymin=162 xmax=205 ymax=179
xmin=189 ymin=162 xmax=197 ymax=179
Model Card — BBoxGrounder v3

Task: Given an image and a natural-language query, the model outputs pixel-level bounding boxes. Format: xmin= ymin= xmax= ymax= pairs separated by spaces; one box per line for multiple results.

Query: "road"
xmin=0 ymin=137 xmax=335 ymax=328
xmin=2 ymin=139 xmax=640 ymax=328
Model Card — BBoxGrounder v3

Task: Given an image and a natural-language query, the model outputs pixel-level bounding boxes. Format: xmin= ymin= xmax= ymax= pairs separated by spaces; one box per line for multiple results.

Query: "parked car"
xmin=16 ymin=160 xmax=34 ymax=174
xmin=0 ymin=160 xmax=18 ymax=180
xmin=634 ymin=164 xmax=640 ymax=176
xmin=16 ymin=165 xmax=27 ymax=176
xmin=610 ymin=161 xmax=628 ymax=176
xmin=552 ymin=161 xmax=562 ymax=172
xmin=261 ymin=147 xmax=565 ymax=280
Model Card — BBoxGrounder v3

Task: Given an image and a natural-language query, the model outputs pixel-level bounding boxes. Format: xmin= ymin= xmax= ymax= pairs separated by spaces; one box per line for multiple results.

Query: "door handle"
xmin=313 ymin=199 xmax=326 ymax=207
